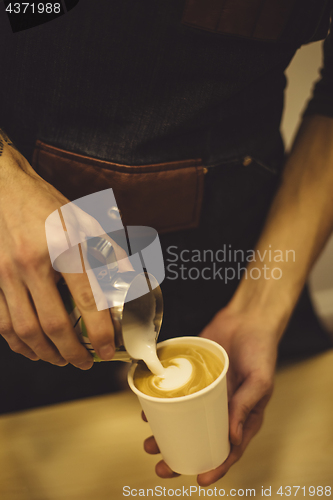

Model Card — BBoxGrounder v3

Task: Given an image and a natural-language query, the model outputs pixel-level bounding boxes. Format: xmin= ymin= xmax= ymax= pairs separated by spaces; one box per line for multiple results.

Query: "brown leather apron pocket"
xmin=182 ymin=0 xmax=297 ymax=41
xmin=32 ymin=141 xmax=206 ymax=234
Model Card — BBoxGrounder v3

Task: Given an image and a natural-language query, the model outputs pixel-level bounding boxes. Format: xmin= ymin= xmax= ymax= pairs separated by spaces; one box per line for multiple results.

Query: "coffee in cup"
xmin=133 ymin=343 xmax=224 ymax=398
xmin=128 ymin=336 xmax=230 ymax=475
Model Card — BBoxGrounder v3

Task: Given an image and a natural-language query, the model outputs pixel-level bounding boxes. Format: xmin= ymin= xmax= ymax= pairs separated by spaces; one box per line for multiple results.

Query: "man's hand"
xmin=0 ymin=131 xmax=118 ymax=368
xmin=198 ymin=306 xmax=277 ymax=485
xmin=143 ymin=303 xmax=278 ymax=486
xmin=144 ymin=114 xmax=333 ymax=484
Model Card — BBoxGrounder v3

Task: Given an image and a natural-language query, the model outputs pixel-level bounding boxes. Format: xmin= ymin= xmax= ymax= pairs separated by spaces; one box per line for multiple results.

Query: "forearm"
xmin=230 ymin=115 xmax=333 ymax=338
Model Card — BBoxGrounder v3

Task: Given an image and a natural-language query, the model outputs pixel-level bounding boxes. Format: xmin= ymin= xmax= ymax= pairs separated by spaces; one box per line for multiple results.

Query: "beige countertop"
xmin=1 ymin=350 xmax=332 ymax=500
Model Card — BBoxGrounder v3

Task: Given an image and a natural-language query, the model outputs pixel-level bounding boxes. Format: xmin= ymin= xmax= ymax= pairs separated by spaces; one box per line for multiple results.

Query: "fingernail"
xmin=99 ymin=344 xmax=115 ymax=360
xmin=77 ymin=360 xmax=93 ymax=370
xmin=56 ymin=357 xmax=68 ymax=366
xmin=27 ymin=353 xmax=39 ymax=361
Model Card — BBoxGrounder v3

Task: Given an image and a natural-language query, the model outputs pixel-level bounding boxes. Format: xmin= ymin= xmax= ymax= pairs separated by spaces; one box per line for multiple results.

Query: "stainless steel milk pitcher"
xmin=58 ymin=236 xmax=163 ymax=362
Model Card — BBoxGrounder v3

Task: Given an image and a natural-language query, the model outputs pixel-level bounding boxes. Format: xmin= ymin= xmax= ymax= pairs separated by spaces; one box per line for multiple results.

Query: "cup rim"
xmin=127 ymin=336 xmax=229 ymax=403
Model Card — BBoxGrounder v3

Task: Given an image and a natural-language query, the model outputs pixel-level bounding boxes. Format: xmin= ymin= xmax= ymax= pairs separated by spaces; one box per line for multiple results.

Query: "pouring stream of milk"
xmin=122 ymin=315 xmax=165 ymax=375
xmin=124 ymin=318 xmax=192 ymax=388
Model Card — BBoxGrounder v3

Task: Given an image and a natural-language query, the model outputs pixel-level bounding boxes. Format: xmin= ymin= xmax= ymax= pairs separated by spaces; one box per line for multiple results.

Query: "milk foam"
xmin=153 ymin=358 xmax=193 ymax=391
xmin=133 ymin=344 xmax=224 ymax=398
xmin=124 ymin=317 xmax=194 ymax=387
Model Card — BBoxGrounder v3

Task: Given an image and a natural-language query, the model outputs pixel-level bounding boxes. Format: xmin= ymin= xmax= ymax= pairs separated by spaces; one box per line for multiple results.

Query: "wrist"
xmin=0 ymin=140 xmax=38 ymax=181
xmin=227 ymin=270 xmax=300 ymax=342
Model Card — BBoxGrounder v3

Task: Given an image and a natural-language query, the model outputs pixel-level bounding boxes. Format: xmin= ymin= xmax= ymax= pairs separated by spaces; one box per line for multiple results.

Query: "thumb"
xmin=229 ymin=374 xmax=272 ymax=446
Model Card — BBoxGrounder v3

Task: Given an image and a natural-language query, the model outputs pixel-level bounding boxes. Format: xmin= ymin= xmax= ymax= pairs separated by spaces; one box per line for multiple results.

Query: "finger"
xmin=141 ymin=411 xmax=148 ymax=422
xmin=64 ymin=270 xmax=115 ymax=361
xmin=0 ymin=290 xmax=39 ymax=360
xmin=144 ymin=436 xmax=160 ymax=454
xmin=228 ymin=374 xmax=272 ymax=446
xmin=3 ymin=281 xmax=68 ymax=366
xmin=103 ymin=235 xmax=134 ymax=273
xmin=28 ymin=276 xmax=94 ymax=370
xmin=197 ymin=408 xmax=264 ymax=487
xmin=155 ymin=461 xmax=180 ymax=479
xmin=197 ymin=447 xmax=237 ymax=487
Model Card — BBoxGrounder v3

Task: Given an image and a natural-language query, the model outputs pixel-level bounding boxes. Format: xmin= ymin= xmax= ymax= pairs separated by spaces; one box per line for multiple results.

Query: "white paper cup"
xmin=128 ymin=336 xmax=230 ymax=475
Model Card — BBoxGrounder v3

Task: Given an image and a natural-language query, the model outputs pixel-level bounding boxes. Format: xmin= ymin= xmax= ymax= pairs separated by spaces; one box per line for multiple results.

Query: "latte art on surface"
xmin=133 ymin=344 xmax=224 ymax=398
